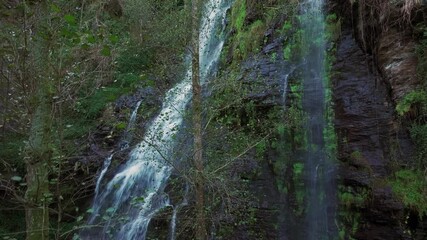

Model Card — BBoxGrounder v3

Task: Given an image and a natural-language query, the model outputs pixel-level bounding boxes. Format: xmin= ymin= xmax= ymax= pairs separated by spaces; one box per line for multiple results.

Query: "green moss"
xmin=280 ymin=20 xmax=292 ymax=34
xmin=325 ymin=13 xmax=341 ymax=42
xmin=396 ymin=90 xmax=427 ymax=116
xmin=283 ymin=45 xmax=292 ymax=60
xmin=291 ymin=161 xmax=305 ymax=216
xmin=323 ymin=17 xmax=338 ymax=163
xmin=115 ymin=121 xmax=127 ymax=130
xmin=231 ymin=0 xmax=246 ymax=31
xmin=234 ymin=20 xmax=266 ymax=60
xmin=293 ymin=162 xmax=304 ymax=176
xmin=390 ymin=169 xmax=427 ymax=217
xmin=338 ymin=185 xmax=368 ymax=239
xmin=340 ymin=187 xmax=366 ymax=206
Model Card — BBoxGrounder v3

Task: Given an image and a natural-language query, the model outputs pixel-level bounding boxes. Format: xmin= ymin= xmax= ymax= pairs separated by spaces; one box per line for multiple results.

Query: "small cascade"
xmin=169 ymin=184 xmax=189 ymax=240
xmin=94 ymin=100 xmax=142 ymax=200
xmin=121 ymin=100 xmax=142 ymax=150
xmin=94 ymin=154 xmax=113 ymax=199
xmin=82 ymin=1 xmax=230 ymax=239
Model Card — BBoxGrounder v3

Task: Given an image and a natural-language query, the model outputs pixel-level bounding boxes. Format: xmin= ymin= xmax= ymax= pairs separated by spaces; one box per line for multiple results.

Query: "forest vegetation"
xmin=1 ymin=0 xmax=427 ymax=239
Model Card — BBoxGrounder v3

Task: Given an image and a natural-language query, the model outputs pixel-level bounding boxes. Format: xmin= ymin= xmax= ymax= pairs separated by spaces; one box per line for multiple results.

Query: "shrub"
xmin=396 ymin=90 xmax=427 ymax=116
xmin=390 ymin=169 xmax=427 ymax=218
xmin=409 ymin=124 xmax=427 ymax=168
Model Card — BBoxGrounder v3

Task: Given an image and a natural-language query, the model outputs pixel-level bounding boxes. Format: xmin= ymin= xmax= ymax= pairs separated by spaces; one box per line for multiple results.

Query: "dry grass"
xmin=402 ymin=0 xmax=421 ymax=23
xmin=350 ymin=0 xmax=422 ymax=52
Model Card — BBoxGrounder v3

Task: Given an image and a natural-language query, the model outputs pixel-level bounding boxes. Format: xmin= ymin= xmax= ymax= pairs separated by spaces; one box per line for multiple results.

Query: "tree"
xmin=191 ymin=0 xmax=207 ymax=238
xmin=24 ymin=1 xmax=53 ymax=239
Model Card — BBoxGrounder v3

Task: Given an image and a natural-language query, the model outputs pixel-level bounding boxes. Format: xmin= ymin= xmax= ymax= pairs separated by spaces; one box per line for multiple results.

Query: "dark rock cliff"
xmin=331 ymin=0 xmax=427 ymax=238
xmin=333 ymin=29 xmax=413 ymax=239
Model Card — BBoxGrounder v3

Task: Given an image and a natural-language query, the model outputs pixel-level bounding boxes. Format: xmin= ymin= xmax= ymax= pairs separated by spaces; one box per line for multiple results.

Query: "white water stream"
xmin=94 ymin=101 xmax=142 ymax=199
xmin=83 ymin=1 xmax=229 ymax=239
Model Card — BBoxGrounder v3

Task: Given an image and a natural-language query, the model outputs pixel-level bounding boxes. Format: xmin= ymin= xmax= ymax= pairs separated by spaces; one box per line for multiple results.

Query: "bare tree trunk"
xmin=25 ymin=1 xmax=52 ymax=239
xmin=191 ymin=0 xmax=206 ymax=239
xmin=25 ymin=89 xmax=52 ymax=240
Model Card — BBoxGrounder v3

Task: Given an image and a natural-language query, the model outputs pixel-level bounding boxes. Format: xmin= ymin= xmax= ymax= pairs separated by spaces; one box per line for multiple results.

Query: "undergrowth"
xmin=390 ymin=169 xmax=427 ymax=218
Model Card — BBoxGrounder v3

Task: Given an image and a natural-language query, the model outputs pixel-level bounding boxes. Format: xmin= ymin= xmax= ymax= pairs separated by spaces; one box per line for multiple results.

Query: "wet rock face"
xmin=240 ymin=37 xmax=290 ymax=108
xmin=378 ymin=29 xmax=420 ymax=102
xmin=330 ymin=0 xmax=422 ymax=102
xmin=208 ymin=35 xmax=288 ymax=240
xmin=333 ymin=29 xmax=413 ymax=239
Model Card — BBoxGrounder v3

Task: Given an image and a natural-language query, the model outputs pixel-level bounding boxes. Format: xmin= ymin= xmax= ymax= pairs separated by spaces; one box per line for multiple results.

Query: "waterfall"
xmin=120 ymin=100 xmax=142 ymax=150
xmin=169 ymin=183 xmax=189 ymax=240
xmin=93 ymin=100 xmax=142 ymax=200
xmin=94 ymin=154 xmax=113 ymax=200
xmin=299 ymin=0 xmax=336 ymax=239
xmin=82 ymin=1 xmax=229 ymax=239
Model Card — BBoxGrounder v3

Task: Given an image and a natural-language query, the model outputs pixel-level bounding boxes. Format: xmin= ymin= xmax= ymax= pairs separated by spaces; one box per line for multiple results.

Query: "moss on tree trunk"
xmin=25 ymin=90 xmax=52 ymax=240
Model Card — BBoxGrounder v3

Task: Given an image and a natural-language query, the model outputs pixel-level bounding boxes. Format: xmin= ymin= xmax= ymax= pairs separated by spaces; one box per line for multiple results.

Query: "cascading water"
xmin=120 ymin=100 xmax=142 ymax=150
xmin=94 ymin=101 xmax=142 ymax=199
xmin=299 ymin=0 xmax=336 ymax=239
xmin=82 ymin=1 xmax=229 ymax=239
xmin=169 ymin=183 xmax=189 ymax=240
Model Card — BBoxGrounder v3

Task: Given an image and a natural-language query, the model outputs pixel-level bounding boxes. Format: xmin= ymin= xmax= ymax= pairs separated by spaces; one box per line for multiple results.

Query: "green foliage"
xmin=284 ymin=82 xmax=307 ymax=150
xmin=415 ymin=23 xmax=427 ymax=86
xmin=0 ymin=134 xmax=27 ymax=170
xmin=255 ymin=139 xmax=267 ymax=158
xmin=337 ymin=185 xmax=368 ymax=239
xmin=293 ymin=162 xmax=304 ymax=176
xmin=123 ymin=0 xmax=188 ymax=61
xmin=74 ymin=53 xmax=151 ymax=121
xmin=62 ymin=119 xmax=94 ymax=140
xmin=227 ymin=0 xmax=300 ymax=62
xmin=292 ymin=162 xmax=306 ymax=216
xmin=396 ymin=90 xmax=427 ymax=116
xmin=116 ymin=47 xmax=153 ymax=73
xmin=323 ymin=31 xmax=338 ymax=168
xmin=390 ymin=169 xmax=427 ymax=217
xmin=410 ymin=124 xmax=427 ymax=168
xmin=282 ymin=29 xmax=300 ymax=61
xmin=283 ymin=45 xmax=292 ymax=60
xmin=233 ymin=20 xmax=266 ymax=60
xmin=0 ymin=204 xmax=25 ymax=240
xmin=282 ymin=8 xmax=326 ymax=62
xmin=338 ymin=186 xmax=368 ymax=209
xmin=279 ymin=20 xmax=293 ymax=35
xmin=76 ymin=87 xmax=122 ymax=119
xmin=231 ymin=0 xmax=246 ymax=31
xmin=325 ymin=13 xmax=341 ymax=42
xmin=115 ymin=121 xmax=127 ymax=130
